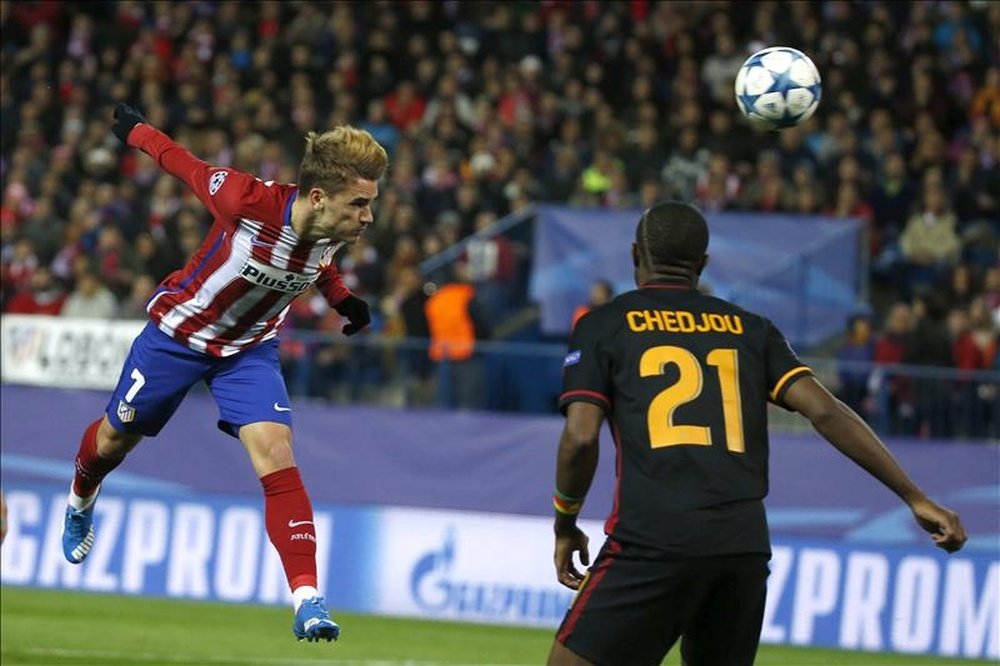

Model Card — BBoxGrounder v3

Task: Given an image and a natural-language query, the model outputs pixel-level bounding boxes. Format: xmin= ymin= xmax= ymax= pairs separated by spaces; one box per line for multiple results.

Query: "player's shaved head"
xmin=635 ymin=200 xmax=709 ymax=270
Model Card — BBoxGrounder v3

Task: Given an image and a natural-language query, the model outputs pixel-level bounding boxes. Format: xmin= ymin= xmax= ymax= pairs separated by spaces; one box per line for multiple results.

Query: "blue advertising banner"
xmin=2 ymin=482 xmax=996 ymax=660
xmin=2 ymin=386 xmax=998 ymax=659
xmin=0 ymin=482 xmax=380 ymax=612
xmin=762 ymin=537 xmax=997 ymax=659
xmin=529 ymin=205 xmax=862 ymax=348
xmin=4 ymin=386 xmax=995 ymax=551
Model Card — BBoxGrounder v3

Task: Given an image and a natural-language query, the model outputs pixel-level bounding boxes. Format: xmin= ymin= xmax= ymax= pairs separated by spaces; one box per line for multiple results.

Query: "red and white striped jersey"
xmin=131 ymin=124 xmax=353 ymax=357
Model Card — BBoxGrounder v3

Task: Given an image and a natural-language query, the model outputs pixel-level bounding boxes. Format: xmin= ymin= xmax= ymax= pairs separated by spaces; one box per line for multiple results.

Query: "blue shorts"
xmin=105 ymin=323 xmax=292 ymax=438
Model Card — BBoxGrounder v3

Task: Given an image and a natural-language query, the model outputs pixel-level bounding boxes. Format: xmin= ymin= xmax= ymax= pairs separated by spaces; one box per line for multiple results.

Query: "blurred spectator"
xmin=278 ymin=288 xmax=332 ymax=396
xmin=571 ymin=279 xmax=615 ymax=330
xmin=969 ymin=65 xmax=1000 ymax=125
xmin=952 ymin=145 xmax=999 ymax=227
xmin=0 ymin=0 xmax=996 ymax=424
xmin=942 ymin=264 xmax=978 ymax=310
xmin=983 ymin=266 xmax=1000 ymax=326
xmin=828 ymin=181 xmax=877 ymax=251
xmin=4 ymin=265 xmax=66 ymax=315
xmin=693 ymin=153 xmax=740 ymax=212
xmin=870 ymin=152 xmax=915 ymax=240
xmin=359 ymin=99 xmax=401 ymax=158
xmin=339 ymin=238 xmax=385 ymax=297
xmin=871 ymin=302 xmax=916 ymax=436
xmin=462 ymin=211 xmax=517 ymax=325
xmin=624 ymin=125 xmax=667 ymax=190
xmin=578 ymin=150 xmax=624 ymax=205
xmin=701 ymin=32 xmax=745 ymax=105
xmin=543 ymin=147 xmax=583 ymax=202
xmin=907 ymin=292 xmax=954 ymax=438
xmin=425 ymin=260 xmax=491 ymax=410
xmin=775 ymin=128 xmax=817 ymax=181
xmin=947 ymin=304 xmax=995 ymax=439
xmin=836 ymin=313 xmax=874 ymax=417
xmin=93 ymin=224 xmax=137 ymax=299
xmin=132 ymin=232 xmax=179 ymax=283
xmin=897 ymin=184 xmax=961 ymax=291
xmin=2 ymin=238 xmax=39 ymax=305
xmin=381 ymin=265 xmax=433 ymax=406
xmin=384 ymin=80 xmax=426 ymax=131
xmin=740 ymin=151 xmax=786 ymax=212
xmin=662 ymin=127 xmax=709 ymax=202
xmin=18 ymin=196 xmax=63 ymax=263
xmin=117 ymin=273 xmax=157 ymax=320
xmin=60 ymin=265 xmax=117 ymax=319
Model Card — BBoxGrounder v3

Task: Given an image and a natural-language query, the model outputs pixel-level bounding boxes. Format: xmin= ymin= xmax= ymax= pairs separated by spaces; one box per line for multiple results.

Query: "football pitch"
xmin=0 ymin=587 xmax=984 ymax=666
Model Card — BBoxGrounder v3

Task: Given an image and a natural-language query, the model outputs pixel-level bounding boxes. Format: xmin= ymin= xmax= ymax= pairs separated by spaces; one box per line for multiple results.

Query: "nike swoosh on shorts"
xmin=273 ymin=403 xmax=292 ymax=412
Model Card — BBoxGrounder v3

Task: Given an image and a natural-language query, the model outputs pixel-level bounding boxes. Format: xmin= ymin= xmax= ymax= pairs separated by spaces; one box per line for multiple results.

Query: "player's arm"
xmin=316 ymin=264 xmax=370 ymax=336
xmin=553 ymin=401 xmax=604 ymax=590
xmin=552 ymin=310 xmax=614 ymax=589
xmin=783 ymin=376 xmax=967 ymax=553
xmin=111 ymin=104 xmax=258 ymax=223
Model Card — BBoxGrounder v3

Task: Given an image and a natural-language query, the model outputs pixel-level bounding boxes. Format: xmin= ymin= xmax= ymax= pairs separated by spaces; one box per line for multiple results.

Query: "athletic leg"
xmin=211 ymin=340 xmax=337 ymax=642
xmin=680 ymin=555 xmax=769 ymax=666
xmin=63 ymin=416 xmax=142 ymax=563
xmin=64 ymin=324 xmax=203 ymax=564
xmin=239 ymin=421 xmax=337 ymax=641
xmin=551 ymin=539 xmax=702 ymax=666
xmin=71 ymin=416 xmax=142 ymax=504
xmin=240 ymin=421 xmax=317 ymax=592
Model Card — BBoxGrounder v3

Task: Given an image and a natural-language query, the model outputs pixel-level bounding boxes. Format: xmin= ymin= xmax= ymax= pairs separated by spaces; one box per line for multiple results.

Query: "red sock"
xmin=72 ymin=418 xmax=124 ymax=497
xmin=261 ymin=467 xmax=318 ymax=591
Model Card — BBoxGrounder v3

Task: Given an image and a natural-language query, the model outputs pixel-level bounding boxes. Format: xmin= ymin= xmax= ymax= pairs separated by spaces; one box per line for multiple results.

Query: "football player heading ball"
xmin=60 ymin=103 xmax=387 ymax=643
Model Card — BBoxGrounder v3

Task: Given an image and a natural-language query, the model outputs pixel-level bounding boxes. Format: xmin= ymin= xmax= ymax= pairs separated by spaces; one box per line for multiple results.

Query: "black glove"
xmin=334 ymin=294 xmax=371 ymax=336
xmin=111 ymin=103 xmax=147 ymax=144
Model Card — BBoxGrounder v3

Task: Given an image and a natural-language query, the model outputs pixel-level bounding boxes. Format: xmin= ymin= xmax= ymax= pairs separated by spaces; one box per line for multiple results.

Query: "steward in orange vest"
xmin=425 ymin=264 xmax=492 ymax=362
xmin=426 ymin=282 xmax=477 ymax=361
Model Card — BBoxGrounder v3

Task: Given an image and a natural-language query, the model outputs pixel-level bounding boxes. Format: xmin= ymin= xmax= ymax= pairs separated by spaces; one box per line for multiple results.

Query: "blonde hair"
xmin=298 ymin=126 xmax=388 ymax=194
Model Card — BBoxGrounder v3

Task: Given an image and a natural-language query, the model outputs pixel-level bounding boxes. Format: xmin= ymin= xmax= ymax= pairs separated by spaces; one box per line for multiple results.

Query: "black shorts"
xmin=556 ymin=538 xmax=770 ymax=666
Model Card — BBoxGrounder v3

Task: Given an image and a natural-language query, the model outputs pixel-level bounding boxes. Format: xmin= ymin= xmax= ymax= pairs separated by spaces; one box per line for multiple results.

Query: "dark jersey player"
xmin=60 ymin=104 xmax=387 ymax=642
xmin=547 ymin=201 xmax=967 ymax=666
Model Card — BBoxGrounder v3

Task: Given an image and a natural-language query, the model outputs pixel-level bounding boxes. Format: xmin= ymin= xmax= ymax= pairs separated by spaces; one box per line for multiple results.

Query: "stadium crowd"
xmin=1 ymin=1 xmax=998 ymax=434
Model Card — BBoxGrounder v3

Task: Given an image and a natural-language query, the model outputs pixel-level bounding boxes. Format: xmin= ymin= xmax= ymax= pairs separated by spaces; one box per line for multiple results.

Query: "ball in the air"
xmin=734 ymin=46 xmax=822 ymax=130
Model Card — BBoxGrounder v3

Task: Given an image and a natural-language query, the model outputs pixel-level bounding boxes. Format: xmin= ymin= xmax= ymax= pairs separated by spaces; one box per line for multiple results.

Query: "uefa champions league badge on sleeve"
xmin=117 ymin=400 xmax=136 ymax=423
xmin=208 ymin=169 xmax=228 ymax=196
xmin=563 ymin=350 xmax=582 ymax=368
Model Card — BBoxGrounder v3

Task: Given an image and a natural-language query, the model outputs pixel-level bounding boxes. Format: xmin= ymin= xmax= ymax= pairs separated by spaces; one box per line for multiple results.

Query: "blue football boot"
xmin=293 ymin=597 xmax=341 ymax=642
xmin=61 ymin=503 xmax=96 ymax=564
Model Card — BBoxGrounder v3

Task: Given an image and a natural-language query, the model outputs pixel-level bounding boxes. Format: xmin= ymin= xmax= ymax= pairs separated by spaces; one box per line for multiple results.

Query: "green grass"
xmin=0 ymin=587 xmax=984 ymax=665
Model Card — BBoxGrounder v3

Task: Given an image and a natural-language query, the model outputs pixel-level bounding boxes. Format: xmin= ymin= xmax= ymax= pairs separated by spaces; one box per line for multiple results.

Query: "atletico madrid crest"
xmin=117 ymin=400 xmax=136 ymax=424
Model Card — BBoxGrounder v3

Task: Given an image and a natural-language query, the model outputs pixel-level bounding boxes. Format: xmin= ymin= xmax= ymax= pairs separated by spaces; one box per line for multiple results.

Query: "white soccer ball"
xmin=734 ymin=46 xmax=822 ymax=130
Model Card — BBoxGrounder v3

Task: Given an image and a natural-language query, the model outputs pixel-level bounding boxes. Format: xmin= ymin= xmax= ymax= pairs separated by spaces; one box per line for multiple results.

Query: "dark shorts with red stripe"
xmin=556 ymin=538 xmax=770 ymax=666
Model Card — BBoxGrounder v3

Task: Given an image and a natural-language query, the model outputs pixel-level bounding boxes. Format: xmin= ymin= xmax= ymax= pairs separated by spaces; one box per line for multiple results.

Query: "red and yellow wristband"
xmin=553 ymin=488 xmax=584 ymax=516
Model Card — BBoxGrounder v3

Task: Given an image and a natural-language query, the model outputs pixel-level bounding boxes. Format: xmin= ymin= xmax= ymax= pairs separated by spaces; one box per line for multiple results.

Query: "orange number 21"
xmin=639 ymin=346 xmax=745 ymax=452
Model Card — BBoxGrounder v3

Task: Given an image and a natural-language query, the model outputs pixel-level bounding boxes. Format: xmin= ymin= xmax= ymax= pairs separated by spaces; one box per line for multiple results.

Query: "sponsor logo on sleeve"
xmin=208 ymin=170 xmax=228 ymax=196
xmin=563 ymin=350 xmax=582 ymax=367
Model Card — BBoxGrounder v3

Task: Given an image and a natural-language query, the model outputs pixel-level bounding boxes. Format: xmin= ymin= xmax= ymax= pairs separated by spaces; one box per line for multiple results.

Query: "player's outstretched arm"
xmin=784 ymin=376 xmax=967 ymax=553
xmin=109 ymin=103 xmax=257 ymax=223
xmin=552 ymin=401 xmax=603 ymax=589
